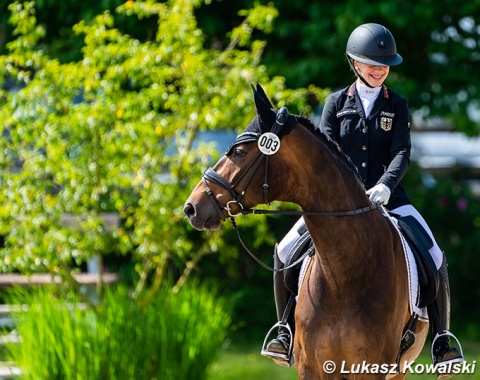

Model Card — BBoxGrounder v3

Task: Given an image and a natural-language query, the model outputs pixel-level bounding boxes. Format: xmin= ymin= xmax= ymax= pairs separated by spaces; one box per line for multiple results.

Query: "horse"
xmin=183 ymin=84 xmax=429 ymax=379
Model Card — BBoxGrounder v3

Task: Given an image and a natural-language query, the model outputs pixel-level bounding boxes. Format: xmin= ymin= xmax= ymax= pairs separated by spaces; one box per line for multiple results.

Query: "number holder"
xmin=258 ymin=132 xmax=281 ymax=155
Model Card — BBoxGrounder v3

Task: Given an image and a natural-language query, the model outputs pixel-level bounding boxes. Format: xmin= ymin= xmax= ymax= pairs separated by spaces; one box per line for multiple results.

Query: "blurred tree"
xmin=0 ymin=0 xmax=136 ymax=62
xmin=402 ymin=163 xmax=480 ymax=337
xmin=2 ymin=0 xmax=479 ymax=134
xmin=195 ymin=0 xmax=480 ymax=135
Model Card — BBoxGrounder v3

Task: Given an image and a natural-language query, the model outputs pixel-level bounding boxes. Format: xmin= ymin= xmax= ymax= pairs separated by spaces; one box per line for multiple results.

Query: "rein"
xmin=201 ymin=106 xmax=381 ymax=272
xmin=229 ymin=216 xmax=315 ymax=272
xmin=229 ymin=203 xmax=380 ymax=218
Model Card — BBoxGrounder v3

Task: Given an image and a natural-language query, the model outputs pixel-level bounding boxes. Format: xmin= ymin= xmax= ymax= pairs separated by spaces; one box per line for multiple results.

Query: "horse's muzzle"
xmin=183 ymin=200 xmax=223 ymax=231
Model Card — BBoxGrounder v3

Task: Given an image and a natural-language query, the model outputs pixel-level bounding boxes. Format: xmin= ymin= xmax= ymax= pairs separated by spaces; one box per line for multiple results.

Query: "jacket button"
xmin=362 ymin=145 xmax=368 ymax=150
xmin=362 ymin=128 xmax=367 ymax=133
xmin=362 ymin=162 xmax=367 ymax=167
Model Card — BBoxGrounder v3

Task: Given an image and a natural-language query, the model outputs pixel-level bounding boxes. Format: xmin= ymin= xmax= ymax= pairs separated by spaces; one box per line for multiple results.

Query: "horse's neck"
xmin=289 ymin=132 xmax=367 ymax=213
xmin=304 ymin=212 xmax=387 ymax=293
xmin=290 ymin=133 xmax=384 ymax=284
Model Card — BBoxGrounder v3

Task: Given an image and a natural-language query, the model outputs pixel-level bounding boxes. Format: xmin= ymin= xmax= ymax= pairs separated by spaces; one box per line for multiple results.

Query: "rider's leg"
xmin=262 ymin=218 xmax=305 ymax=361
xmin=431 ymin=255 xmax=464 ymax=376
xmin=263 ymin=244 xmax=295 ymax=356
xmin=276 ymin=217 xmax=305 ymax=264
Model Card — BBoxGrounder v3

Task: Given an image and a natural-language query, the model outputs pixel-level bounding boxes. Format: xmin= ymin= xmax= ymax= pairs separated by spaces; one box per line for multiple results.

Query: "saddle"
xmin=396 ymin=215 xmax=439 ymax=308
xmin=283 ymin=222 xmax=313 ymax=295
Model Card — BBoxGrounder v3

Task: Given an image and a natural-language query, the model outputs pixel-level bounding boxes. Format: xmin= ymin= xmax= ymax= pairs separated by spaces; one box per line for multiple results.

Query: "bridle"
xmin=202 ymin=150 xmax=268 ymax=220
xmin=202 ymin=107 xmax=291 ymax=222
xmin=200 ymin=107 xmax=380 ymax=271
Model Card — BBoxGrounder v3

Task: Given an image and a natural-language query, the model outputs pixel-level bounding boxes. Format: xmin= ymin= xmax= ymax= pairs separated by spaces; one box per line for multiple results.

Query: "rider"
xmin=262 ymin=23 xmax=464 ymax=376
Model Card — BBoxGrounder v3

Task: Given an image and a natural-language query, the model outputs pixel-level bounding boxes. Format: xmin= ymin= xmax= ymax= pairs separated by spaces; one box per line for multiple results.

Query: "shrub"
xmin=5 ymin=281 xmax=231 ymax=380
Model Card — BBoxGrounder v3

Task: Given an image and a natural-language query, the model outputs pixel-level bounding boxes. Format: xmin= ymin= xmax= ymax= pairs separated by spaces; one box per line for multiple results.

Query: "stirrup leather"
xmin=261 ymin=321 xmax=294 ymax=367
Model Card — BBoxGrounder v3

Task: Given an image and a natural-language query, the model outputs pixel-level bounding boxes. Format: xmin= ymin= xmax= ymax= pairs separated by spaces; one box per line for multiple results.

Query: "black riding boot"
xmin=431 ymin=257 xmax=464 ymax=379
xmin=261 ymin=244 xmax=295 ymax=367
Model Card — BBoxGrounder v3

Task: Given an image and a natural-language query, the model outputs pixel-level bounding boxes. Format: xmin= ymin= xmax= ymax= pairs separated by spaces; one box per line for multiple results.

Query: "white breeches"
xmin=276 ymin=205 xmax=444 ymax=269
xmin=277 ymin=217 xmax=306 ymax=264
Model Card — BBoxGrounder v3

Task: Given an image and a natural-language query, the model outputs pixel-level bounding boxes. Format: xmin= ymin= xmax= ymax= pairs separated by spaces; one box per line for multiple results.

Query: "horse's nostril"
xmin=183 ymin=202 xmax=196 ymax=218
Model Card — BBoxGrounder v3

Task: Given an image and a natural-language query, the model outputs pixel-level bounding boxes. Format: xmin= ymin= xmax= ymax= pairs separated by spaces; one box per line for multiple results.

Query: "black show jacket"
xmin=320 ymin=83 xmax=411 ymax=210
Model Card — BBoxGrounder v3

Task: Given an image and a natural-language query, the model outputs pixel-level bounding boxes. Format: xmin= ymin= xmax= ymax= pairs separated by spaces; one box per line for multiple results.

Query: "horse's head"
xmin=183 ymin=84 xmax=299 ymax=230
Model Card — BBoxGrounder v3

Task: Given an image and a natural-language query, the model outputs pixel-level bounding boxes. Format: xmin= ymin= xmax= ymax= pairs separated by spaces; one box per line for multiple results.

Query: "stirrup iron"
xmin=431 ymin=331 xmax=464 ymax=364
xmin=261 ymin=321 xmax=294 ymax=367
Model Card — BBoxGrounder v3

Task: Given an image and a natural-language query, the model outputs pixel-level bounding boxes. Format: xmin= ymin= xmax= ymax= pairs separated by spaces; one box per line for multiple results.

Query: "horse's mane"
xmin=239 ymin=110 xmax=364 ymax=189
xmin=296 ymin=115 xmax=365 ymax=189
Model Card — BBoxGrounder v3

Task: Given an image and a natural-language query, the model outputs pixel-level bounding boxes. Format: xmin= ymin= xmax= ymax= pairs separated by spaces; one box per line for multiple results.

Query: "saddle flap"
xmin=397 ymin=215 xmax=433 ymax=252
xmin=397 ymin=215 xmax=438 ymax=308
xmin=284 ymin=228 xmax=312 ymax=295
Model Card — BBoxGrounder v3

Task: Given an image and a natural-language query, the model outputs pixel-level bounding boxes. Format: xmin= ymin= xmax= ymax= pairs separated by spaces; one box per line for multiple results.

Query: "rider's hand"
xmin=366 ymin=183 xmax=391 ymax=205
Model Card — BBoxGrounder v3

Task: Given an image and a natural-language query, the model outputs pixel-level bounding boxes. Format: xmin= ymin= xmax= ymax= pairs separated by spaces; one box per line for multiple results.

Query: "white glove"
xmin=366 ymin=183 xmax=391 ymax=205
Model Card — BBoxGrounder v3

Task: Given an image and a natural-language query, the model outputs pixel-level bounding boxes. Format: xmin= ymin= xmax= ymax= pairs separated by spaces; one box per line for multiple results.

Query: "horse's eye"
xmin=233 ymin=147 xmax=246 ymax=158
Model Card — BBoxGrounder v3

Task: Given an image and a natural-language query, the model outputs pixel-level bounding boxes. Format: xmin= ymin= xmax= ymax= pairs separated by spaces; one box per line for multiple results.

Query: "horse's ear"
xmin=255 ymin=83 xmax=274 ymax=109
xmin=252 ymin=83 xmax=275 ymax=127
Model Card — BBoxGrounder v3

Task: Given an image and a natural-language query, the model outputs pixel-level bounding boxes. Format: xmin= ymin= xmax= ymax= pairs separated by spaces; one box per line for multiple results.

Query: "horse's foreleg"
xmin=294 ymin=343 xmax=319 ymax=380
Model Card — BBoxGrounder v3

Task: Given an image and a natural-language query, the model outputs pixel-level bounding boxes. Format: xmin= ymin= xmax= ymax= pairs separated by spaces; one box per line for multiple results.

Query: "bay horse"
xmin=183 ymin=84 xmax=429 ymax=379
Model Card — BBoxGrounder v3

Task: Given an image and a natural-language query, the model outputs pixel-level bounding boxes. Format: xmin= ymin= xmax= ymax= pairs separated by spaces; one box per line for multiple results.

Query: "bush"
xmin=403 ymin=163 xmax=480 ymax=338
xmin=5 ymin=282 xmax=231 ymax=380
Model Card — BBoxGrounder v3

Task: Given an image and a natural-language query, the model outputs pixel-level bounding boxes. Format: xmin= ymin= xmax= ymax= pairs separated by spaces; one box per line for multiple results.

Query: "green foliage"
xmin=5 ymin=282 xmax=231 ymax=380
xmin=0 ymin=0 xmax=128 ymax=62
xmin=403 ymin=163 xmax=480 ymax=337
xmin=0 ymin=1 xmax=326 ymax=294
xmin=194 ymin=0 xmax=480 ymax=135
xmin=3 ymin=0 xmax=480 ymax=134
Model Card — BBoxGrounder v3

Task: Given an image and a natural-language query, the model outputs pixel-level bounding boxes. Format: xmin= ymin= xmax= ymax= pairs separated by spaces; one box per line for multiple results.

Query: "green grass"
xmin=209 ymin=341 xmax=480 ymax=380
xmin=209 ymin=343 xmax=298 ymax=380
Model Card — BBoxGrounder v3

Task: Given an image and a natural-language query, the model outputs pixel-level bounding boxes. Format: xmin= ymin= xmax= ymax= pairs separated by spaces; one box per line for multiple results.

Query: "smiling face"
xmin=354 ymin=61 xmax=390 ymax=87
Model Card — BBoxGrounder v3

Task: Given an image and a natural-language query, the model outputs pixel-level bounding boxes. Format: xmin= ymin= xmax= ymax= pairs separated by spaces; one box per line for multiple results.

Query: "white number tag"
xmin=258 ymin=132 xmax=281 ymax=155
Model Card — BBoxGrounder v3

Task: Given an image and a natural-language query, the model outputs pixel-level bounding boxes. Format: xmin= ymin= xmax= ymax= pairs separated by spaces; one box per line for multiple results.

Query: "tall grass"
xmin=4 ymin=282 xmax=231 ymax=380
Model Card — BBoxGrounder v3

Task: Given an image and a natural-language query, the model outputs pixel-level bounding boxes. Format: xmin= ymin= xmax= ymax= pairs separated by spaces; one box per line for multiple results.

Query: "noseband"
xmin=202 ymin=152 xmax=266 ymax=219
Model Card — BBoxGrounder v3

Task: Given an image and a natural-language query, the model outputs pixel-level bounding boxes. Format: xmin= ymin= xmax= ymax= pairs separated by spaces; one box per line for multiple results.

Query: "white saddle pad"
xmin=296 ymin=255 xmax=311 ymax=302
xmin=389 ymin=215 xmax=429 ymax=321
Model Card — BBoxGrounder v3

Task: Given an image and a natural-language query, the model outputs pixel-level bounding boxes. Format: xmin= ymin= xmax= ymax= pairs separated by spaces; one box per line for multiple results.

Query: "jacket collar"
xmin=347 ymin=82 xmax=389 ymax=99
xmin=347 ymin=82 xmax=390 ymax=119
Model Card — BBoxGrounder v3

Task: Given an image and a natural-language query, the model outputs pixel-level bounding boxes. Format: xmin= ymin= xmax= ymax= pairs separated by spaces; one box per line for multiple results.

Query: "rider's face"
xmin=354 ymin=61 xmax=390 ymax=87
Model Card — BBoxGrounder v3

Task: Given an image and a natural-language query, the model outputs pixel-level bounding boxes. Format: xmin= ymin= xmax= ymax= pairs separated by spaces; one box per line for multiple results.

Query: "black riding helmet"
xmin=346 ymin=23 xmax=402 ymax=66
xmin=346 ymin=23 xmax=402 ymax=87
